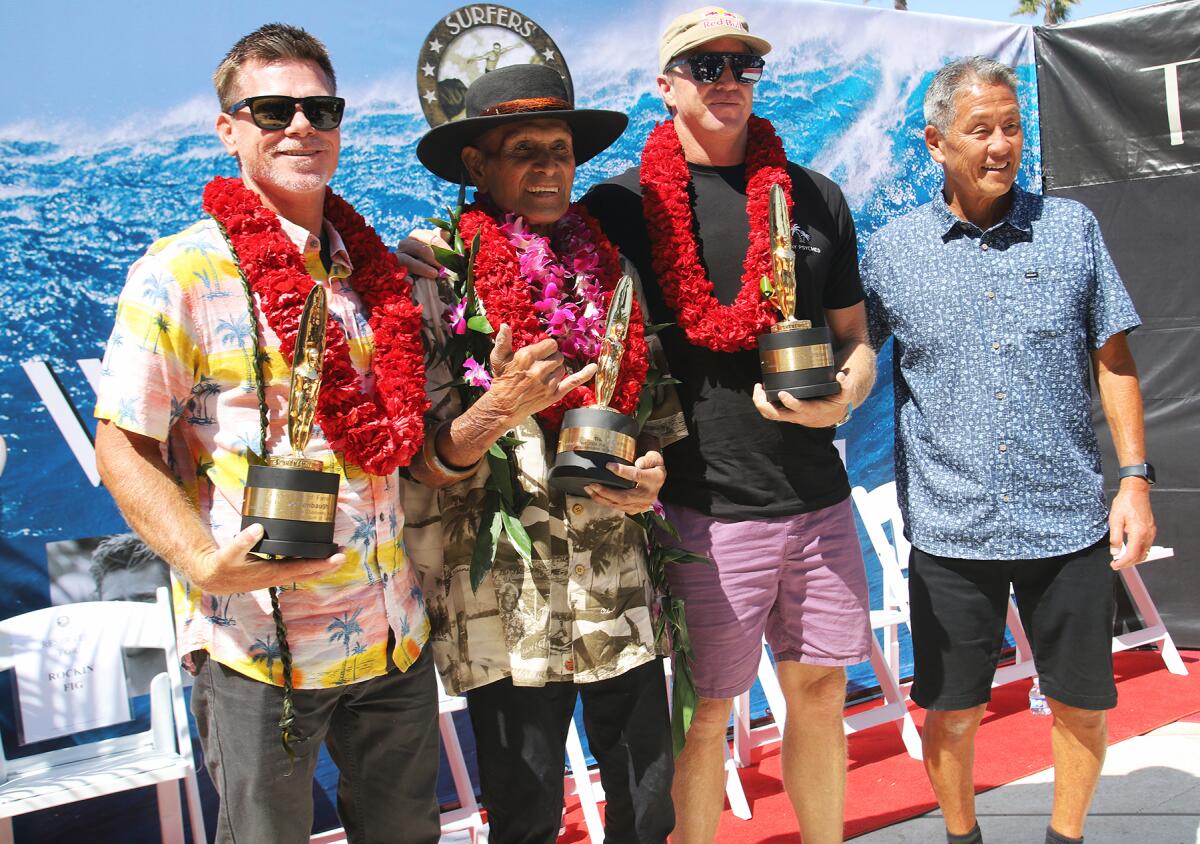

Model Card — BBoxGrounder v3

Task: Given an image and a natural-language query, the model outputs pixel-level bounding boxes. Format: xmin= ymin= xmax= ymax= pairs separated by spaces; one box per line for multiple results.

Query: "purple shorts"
xmin=664 ymin=498 xmax=872 ymax=699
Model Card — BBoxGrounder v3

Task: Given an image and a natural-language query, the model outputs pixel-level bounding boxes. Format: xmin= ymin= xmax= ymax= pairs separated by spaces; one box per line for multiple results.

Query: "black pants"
xmin=191 ymin=646 xmax=441 ymax=844
xmin=466 ymin=658 xmax=675 ymax=844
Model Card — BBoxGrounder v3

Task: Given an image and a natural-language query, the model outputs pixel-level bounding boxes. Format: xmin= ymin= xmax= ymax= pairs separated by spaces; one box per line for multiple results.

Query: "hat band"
xmin=480 ymin=97 xmax=571 ymax=116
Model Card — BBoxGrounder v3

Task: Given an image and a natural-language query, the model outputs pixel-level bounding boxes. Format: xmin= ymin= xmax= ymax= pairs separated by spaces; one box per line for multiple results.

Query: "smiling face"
xmin=927 ymin=81 xmax=1023 ymax=220
xmin=658 ymin=37 xmax=755 ymax=141
xmin=216 ymin=58 xmax=340 ymax=208
xmin=462 ymin=118 xmax=575 ymax=231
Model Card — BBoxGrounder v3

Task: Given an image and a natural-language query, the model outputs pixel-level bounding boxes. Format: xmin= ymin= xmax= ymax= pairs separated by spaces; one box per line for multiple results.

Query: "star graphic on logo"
xmin=421 ymin=63 xmax=436 ymax=78
xmin=423 ymin=89 xmax=438 ymax=104
xmin=428 ymin=38 xmax=443 ymax=53
xmin=542 ymin=47 xmax=556 ymax=62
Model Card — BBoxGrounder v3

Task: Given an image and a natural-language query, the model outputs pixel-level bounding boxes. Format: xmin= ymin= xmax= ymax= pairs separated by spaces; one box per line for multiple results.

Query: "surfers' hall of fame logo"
xmin=417 ymin=4 xmax=573 ymax=127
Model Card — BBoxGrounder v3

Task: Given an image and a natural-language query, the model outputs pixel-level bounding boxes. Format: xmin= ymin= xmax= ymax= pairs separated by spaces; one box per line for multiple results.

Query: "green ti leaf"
xmin=466 ymin=314 xmax=494 ymax=334
xmin=499 ymin=510 xmax=533 ymax=564
xmin=668 ymin=596 xmax=699 ymax=756
xmin=465 ymin=231 xmax=482 ymax=312
xmin=470 ymin=499 xmax=503 ymax=592
xmin=426 ymin=217 xmax=452 ymax=231
xmin=431 ymin=244 xmax=465 ymax=276
xmin=645 ymin=321 xmax=674 ymax=336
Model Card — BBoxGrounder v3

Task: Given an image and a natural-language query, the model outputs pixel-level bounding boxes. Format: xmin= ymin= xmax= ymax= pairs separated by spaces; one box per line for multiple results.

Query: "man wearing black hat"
xmin=400 ymin=64 xmax=678 ymax=844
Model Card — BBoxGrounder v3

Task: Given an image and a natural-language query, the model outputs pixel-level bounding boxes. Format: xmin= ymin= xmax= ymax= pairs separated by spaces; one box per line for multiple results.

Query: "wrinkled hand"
xmin=394 ymin=228 xmax=451 ymax=279
xmin=585 ymin=450 xmax=666 ymax=515
xmin=488 ymin=324 xmax=597 ymax=424
xmin=1108 ymin=481 xmax=1156 ymax=569
xmin=751 ymin=370 xmax=850 ymax=428
xmin=190 ymin=523 xmax=344 ymax=595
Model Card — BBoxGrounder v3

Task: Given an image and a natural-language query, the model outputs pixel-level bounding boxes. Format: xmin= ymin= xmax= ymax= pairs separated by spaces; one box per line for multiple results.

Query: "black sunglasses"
xmin=665 ymin=52 xmax=765 ymax=85
xmin=226 ymin=95 xmax=346 ymax=131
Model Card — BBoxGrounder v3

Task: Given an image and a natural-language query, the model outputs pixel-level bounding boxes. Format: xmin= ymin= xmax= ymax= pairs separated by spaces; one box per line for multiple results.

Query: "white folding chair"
xmin=0 ymin=587 xmax=204 ymax=844
xmin=1112 ymin=547 xmax=1187 ymax=674
xmin=311 ymin=672 xmax=486 ymax=844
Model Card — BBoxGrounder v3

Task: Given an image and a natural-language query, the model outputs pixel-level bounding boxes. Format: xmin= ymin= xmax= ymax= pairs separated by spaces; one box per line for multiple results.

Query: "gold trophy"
xmin=240 ymin=285 xmax=341 ymax=558
xmin=549 ymin=275 xmax=639 ymax=496
xmin=757 ymin=184 xmax=841 ymax=404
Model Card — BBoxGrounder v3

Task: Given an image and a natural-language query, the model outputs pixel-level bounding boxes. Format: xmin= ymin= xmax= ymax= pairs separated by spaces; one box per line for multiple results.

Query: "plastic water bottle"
xmin=1029 ymin=678 xmax=1051 ymax=716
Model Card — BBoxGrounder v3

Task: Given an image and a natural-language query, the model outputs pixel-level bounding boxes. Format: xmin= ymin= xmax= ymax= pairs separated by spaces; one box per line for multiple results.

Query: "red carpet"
xmin=557 ymin=649 xmax=1200 ymax=842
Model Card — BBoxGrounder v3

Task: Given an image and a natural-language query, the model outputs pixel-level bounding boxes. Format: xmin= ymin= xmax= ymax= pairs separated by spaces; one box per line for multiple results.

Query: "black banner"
xmin=1037 ymin=0 xmax=1200 ymax=646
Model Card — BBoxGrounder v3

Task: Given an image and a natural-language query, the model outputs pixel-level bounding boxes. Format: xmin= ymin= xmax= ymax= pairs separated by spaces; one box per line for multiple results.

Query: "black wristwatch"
xmin=1118 ymin=463 xmax=1156 ymax=485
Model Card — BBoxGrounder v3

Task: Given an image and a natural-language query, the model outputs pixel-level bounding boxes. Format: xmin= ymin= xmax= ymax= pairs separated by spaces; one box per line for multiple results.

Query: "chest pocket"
xmin=1020 ymin=264 xmax=1090 ymax=345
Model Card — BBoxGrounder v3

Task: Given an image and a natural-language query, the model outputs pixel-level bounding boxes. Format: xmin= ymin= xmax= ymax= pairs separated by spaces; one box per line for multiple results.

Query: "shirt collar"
xmin=933 ymin=184 xmax=1033 ymax=239
xmin=277 ymin=215 xmax=354 ymax=276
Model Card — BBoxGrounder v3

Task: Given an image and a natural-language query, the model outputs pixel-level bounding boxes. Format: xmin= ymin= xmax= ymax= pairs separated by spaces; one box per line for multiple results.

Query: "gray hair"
xmin=923 ymin=56 xmax=1019 ymax=134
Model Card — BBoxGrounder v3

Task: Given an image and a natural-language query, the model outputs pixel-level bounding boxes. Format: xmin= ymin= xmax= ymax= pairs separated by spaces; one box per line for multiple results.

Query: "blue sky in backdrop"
xmin=4 ymin=0 xmax=1155 ymax=127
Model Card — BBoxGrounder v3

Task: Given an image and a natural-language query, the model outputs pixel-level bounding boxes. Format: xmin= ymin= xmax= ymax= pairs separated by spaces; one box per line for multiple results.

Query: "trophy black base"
xmin=241 ymin=463 xmax=340 ymax=561
xmin=549 ymin=406 xmax=638 ymax=497
xmin=758 ymin=325 xmax=842 ymax=406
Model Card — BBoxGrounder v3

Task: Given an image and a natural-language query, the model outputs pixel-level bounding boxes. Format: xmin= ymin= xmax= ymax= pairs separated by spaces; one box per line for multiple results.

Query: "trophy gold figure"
xmin=240 ymin=285 xmax=341 ymax=558
xmin=757 ymin=184 xmax=841 ymax=403
xmin=549 ymin=275 xmax=640 ymax=496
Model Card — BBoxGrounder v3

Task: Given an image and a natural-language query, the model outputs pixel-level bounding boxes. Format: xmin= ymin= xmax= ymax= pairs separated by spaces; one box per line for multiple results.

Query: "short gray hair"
xmin=923 ymin=56 xmax=1018 ymax=134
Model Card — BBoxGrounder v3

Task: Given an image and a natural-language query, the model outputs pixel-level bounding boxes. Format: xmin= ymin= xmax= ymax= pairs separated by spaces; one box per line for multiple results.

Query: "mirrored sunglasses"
xmin=226 ymin=95 xmax=346 ymax=131
xmin=665 ymin=52 xmax=765 ymax=85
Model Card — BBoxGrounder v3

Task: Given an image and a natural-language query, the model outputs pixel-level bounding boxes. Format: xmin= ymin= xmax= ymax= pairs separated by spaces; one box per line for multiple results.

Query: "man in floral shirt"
xmin=94 ymin=24 xmax=438 ymax=843
xmin=401 ymin=65 xmax=680 ymax=844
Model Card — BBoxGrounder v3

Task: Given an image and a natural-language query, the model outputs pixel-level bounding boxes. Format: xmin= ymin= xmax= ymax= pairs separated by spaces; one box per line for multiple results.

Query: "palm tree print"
xmin=140 ymin=272 xmax=171 ymax=309
xmin=115 ymin=396 xmax=138 ymax=427
xmin=348 ymin=515 xmax=377 ymax=584
xmin=216 ymin=317 xmax=256 ymax=393
xmin=144 ymin=312 xmax=171 ymax=354
xmin=181 ymin=237 xmax=231 ymax=300
xmin=188 ymin=375 xmax=219 ymax=425
xmin=327 ymin=608 xmax=365 ymax=685
xmin=203 ymin=594 xmax=236 ymax=627
xmin=349 ymin=642 xmax=367 ymax=682
xmin=249 ymin=635 xmax=281 ymax=681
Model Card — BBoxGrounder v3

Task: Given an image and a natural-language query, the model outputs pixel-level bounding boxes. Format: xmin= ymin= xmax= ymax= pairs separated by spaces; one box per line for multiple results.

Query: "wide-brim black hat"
xmin=417 ymin=64 xmax=628 ymax=184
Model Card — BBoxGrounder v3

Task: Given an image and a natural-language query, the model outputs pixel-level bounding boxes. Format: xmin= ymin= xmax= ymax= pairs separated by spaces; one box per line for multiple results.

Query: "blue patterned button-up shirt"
xmin=862 ymin=186 xmax=1140 ymax=560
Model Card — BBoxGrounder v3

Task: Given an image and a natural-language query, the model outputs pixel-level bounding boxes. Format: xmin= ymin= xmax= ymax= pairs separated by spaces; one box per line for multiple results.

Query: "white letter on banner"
xmin=21 ymin=358 xmax=101 ymax=486
xmin=1139 ymin=58 xmax=1200 ymax=146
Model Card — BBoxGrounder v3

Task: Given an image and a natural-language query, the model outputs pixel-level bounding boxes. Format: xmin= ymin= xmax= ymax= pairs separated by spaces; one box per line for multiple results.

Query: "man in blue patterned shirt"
xmin=862 ymin=57 xmax=1156 ymax=844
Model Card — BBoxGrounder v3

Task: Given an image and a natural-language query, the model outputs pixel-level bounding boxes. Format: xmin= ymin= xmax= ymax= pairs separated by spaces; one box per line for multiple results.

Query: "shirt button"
xmin=1001 ymin=494 xmax=1011 ymax=503
xmin=574 ymin=564 xmax=585 ymax=576
xmin=986 ymin=291 xmax=996 ymax=300
xmin=998 ymin=442 xmax=1008 ymax=453
xmin=571 ymin=503 xmax=584 ymax=515
xmin=995 ymin=391 xmax=1006 ymax=400
xmin=991 ymin=341 xmax=1001 ymax=350
xmin=981 ymin=242 xmax=990 ymax=251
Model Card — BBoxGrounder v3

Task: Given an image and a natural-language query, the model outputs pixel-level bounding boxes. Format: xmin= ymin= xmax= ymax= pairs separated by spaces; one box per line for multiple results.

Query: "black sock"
xmin=948 ymin=824 xmax=983 ymax=844
xmin=1046 ymin=826 xmax=1083 ymax=844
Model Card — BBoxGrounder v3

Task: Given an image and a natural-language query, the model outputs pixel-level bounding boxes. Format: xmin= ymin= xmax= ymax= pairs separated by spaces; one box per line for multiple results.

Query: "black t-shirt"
xmin=582 ymin=161 xmax=863 ymax=519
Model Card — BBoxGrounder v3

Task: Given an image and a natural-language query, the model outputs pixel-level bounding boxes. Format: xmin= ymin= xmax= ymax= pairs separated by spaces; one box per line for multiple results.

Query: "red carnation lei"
xmin=640 ymin=115 xmax=793 ymax=352
xmin=203 ymin=177 xmax=427 ymax=475
xmin=459 ymin=203 xmax=649 ymax=431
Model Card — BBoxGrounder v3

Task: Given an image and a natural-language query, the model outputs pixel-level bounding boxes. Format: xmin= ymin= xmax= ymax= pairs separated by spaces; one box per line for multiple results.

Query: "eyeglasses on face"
xmin=665 ymin=52 xmax=766 ymax=85
xmin=226 ymin=95 xmax=346 ymax=131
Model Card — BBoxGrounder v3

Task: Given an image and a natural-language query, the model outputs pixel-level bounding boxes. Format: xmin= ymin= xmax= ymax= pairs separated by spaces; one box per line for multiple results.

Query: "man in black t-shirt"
xmin=580 ymin=7 xmax=876 ymax=843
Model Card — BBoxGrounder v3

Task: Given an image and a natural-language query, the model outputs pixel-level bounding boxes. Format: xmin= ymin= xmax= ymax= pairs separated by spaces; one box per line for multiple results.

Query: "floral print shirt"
xmin=95 ymin=215 xmax=429 ymax=688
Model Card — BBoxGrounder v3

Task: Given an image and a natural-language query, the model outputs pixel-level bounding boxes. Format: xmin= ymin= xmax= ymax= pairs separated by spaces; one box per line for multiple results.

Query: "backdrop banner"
xmin=0 ymin=2 xmax=1036 ymax=839
xmin=1036 ymin=0 xmax=1200 ymax=647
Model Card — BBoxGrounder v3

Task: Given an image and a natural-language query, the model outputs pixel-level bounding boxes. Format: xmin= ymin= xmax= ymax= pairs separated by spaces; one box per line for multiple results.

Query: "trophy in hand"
xmin=757 ymin=183 xmax=841 ymax=404
xmin=240 ymin=285 xmax=341 ymax=559
xmin=549 ymin=275 xmax=640 ymax=496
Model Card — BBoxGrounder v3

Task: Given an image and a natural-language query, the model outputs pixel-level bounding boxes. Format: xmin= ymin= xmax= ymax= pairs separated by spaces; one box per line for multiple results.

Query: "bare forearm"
xmin=1093 ymin=337 xmax=1147 ymax=466
xmin=835 ymin=337 xmax=876 ymax=408
xmin=95 ymin=421 xmax=216 ymax=578
xmin=436 ymin=391 xmax=520 ymax=470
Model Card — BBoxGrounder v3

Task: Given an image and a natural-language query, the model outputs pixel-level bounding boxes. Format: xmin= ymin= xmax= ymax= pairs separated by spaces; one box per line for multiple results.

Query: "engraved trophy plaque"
xmin=548 ymin=275 xmax=639 ymax=496
xmin=757 ymin=184 xmax=841 ymax=404
xmin=240 ymin=286 xmax=341 ymax=559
